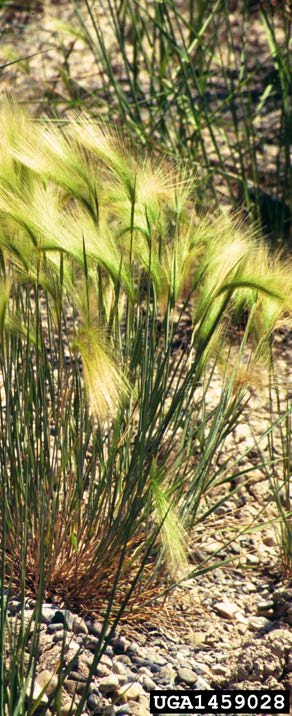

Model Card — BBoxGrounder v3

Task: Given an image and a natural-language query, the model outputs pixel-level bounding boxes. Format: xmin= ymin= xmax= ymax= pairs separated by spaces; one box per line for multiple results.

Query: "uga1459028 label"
xmin=149 ymin=690 xmax=290 ymax=714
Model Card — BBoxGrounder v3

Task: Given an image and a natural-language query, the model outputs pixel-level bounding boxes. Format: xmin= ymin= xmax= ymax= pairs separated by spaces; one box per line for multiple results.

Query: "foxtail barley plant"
xmin=0 ymin=99 xmax=291 ymax=712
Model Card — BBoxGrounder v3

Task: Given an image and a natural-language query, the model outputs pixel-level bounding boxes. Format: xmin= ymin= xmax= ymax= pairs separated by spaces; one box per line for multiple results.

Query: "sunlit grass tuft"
xmin=0 ymin=102 xmax=291 ymax=711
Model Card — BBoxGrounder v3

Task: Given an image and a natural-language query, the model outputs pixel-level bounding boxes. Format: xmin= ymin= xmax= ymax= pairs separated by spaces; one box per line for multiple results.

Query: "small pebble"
xmin=111 ymin=636 xmax=129 ymax=654
xmin=138 ymin=674 xmax=156 ymax=692
xmin=257 ymin=600 xmax=274 ymax=614
xmin=64 ymin=679 xmax=79 ymax=696
xmin=41 ymin=605 xmax=57 ymax=624
xmin=246 ymin=554 xmax=260 ymax=565
xmin=113 ymin=661 xmax=128 ymax=676
xmin=116 ymin=682 xmax=143 ymax=703
xmin=47 ymin=623 xmax=64 ymax=634
xmin=189 ymin=660 xmax=210 ymax=676
xmin=87 ymin=693 xmax=104 ymax=712
xmin=69 ymin=670 xmax=87 ymax=683
xmin=213 ymin=601 xmax=240 ymax=620
xmin=125 ymin=701 xmax=150 ymax=716
xmin=87 ymin=620 xmax=105 ymax=637
xmin=95 ymin=663 xmax=111 ymax=678
xmin=114 ymin=655 xmax=132 ymax=666
xmin=195 ymin=676 xmax=212 ymax=690
xmin=126 ymin=642 xmax=140 ymax=657
xmin=212 ymin=665 xmax=227 ymax=676
xmin=177 ymin=667 xmax=197 ymax=686
xmin=262 ymin=532 xmax=275 ymax=547
xmin=98 ymin=675 xmax=119 ymax=694
xmin=72 ymin=616 xmax=88 ymax=636
xmin=36 ymin=670 xmax=58 ymax=696
xmin=52 ymin=609 xmax=74 ymax=631
xmin=26 ymin=678 xmax=48 ymax=705
xmin=248 ymin=617 xmax=273 ymax=632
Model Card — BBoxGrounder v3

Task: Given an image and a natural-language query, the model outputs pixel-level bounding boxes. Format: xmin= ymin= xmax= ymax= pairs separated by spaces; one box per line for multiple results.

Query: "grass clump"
xmin=0 ymin=99 xmax=291 ymax=597
xmin=0 ymin=99 xmax=291 ymax=711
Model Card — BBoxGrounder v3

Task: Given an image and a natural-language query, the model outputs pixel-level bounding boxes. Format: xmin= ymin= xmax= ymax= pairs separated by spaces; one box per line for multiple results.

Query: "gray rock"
xmin=132 ymin=657 xmax=160 ymax=673
xmin=194 ymin=676 xmax=212 ymax=690
xmin=115 ymin=682 xmax=143 ymax=703
xmin=148 ymin=663 xmax=160 ymax=674
xmin=47 ymin=623 xmax=64 ymax=634
xmin=248 ymin=617 xmax=272 ymax=632
xmin=114 ymin=655 xmax=132 ymax=666
xmin=111 ymin=637 xmax=129 ymax=654
xmin=113 ymin=661 xmax=128 ymax=676
xmin=256 ymin=600 xmax=274 ymax=613
xmin=213 ymin=601 xmax=240 ymax=619
xmin=52 ymin=609 xmax=75 ymax=631
xmin=86 ymin=636 xmax=100 ymax=652
xmin=95 ymin=663 xmax=111 ymax=678
xmin=126 ymin=642 xmax=140 ymax=656
xmin=246 ymin=554 xmax=260 ymax=565
xmin=122 ymin=673 xmax=137 ymax=684
xmin=124 ymin=702 xmax=150 ymax=716
xmin=146 ymin=651 xmax=167 ymax=666
xmin=157 ymin=664 xmax=176 ymax=686
xmin=98 ymin=675 xmax=119 ymax=694
xmin=189 ymin=660 xmax=210 ymax=676
xmin=86 ymin=619 xmax=110 ymax=637
xmin=41 ymin=605 xmax=57 ymax=624
xmin=138 ymin=674 xmax=156 ymax=692
xmin=212 ymin=665 xmax=228 ymax=676
xmin=72 ymin=616 xmax=88 ymax=636
xmin=69 ymin=670 xmax=87 ymax=683
xmin=64 ymin=679 xmax=79 ymax=696
xmin=177 ymin=667 xmax=197 ymax=686
xmin=137 ymin=667 xmax=153 ymax=678
xmin=87 ymin=693 xmax=109 ymax=713
xmin=36 ymin=670 xmax=58 ymax=696
xmin=25 ymin=678 xmax=48 ymax=705
xmin=87 ymin=621 xmax=105 ymax=637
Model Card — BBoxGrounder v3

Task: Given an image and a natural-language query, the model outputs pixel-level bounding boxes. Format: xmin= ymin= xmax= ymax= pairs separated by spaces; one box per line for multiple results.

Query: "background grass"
xmin=61 ymin=0 xmax=292 ymax=245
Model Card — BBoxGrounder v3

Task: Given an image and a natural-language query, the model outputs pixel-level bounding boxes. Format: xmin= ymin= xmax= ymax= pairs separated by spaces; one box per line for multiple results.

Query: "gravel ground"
xmin=4 ymin=579 xmax=292 ymax=714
